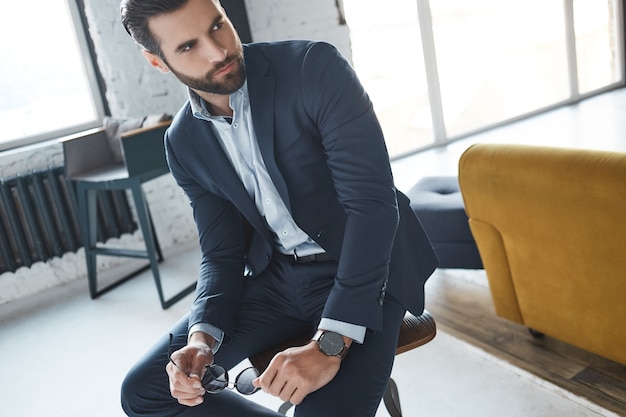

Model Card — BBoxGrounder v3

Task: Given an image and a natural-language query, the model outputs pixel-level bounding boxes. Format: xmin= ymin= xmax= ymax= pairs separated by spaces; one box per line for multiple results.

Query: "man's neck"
xmin=195 ymin=90 xmax=232 ymax=117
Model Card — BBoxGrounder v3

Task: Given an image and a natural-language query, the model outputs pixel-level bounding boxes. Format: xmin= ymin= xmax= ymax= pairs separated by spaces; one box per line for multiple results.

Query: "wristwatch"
xmin=312 ymin=330 xmax=349 ymax=359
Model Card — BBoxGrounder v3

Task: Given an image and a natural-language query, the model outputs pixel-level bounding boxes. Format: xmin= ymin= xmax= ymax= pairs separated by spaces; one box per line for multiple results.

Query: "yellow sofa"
xmin=458 ymin=143 xmax=626 ymax=366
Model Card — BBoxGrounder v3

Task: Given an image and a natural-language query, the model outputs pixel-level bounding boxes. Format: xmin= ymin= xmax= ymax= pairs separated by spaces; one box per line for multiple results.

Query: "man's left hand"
xmin=252 ymin=341 xmax=342 ymax=405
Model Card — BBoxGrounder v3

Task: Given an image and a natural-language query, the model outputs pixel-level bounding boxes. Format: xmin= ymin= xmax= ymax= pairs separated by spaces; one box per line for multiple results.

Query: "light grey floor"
xmin=2 ymin=88 xmax=625 ymax=416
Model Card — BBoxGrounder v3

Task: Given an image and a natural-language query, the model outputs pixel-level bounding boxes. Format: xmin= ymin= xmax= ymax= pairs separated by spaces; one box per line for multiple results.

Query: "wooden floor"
xmin=424 ymin=268 xmax=626 ymax=416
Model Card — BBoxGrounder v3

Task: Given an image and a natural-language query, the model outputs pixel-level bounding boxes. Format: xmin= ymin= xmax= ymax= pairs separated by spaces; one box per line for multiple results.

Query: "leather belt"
xmin=291 ymin=252 xmax=335 ymax=263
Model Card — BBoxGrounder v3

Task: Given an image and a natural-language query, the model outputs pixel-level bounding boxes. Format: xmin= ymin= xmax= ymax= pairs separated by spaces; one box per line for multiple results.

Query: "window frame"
xmin=413 ymin=0 xmax=625 ymax=154
xmin=0 ymin=0 xmax=106 ymax=152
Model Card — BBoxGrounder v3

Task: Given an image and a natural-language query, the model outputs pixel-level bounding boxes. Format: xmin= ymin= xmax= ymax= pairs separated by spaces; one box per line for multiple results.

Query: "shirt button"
xmin=265 ymin=198 xmax=271 ymax=205
xmin=282 ymin=229 xmax=289 ymax=236
xmin=232 ymin=123 xmax=239 ymax=128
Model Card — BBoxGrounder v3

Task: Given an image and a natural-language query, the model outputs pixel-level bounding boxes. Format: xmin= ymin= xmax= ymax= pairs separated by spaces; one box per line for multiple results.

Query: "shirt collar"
xmin=188 ymin=80 xmax=248 ymax=121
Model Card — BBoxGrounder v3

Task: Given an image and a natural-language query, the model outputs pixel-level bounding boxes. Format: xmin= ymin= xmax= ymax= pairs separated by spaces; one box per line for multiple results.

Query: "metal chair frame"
xmin=62 ymin=121 xmax=195 ymax=309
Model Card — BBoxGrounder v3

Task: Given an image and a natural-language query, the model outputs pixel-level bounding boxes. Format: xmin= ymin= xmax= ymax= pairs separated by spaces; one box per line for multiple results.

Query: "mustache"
xmin=208 ymin=54 xmax=242 ymax=77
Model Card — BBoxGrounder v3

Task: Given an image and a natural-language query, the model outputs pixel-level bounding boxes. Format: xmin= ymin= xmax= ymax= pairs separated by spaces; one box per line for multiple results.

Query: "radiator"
xmin=0 ymin=166 xmax=137 ymax=274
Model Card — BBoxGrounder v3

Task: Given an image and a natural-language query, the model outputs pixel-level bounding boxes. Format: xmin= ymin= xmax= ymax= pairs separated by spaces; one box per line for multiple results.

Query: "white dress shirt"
xmin=187 ymin=82 xmax=366 ymax=351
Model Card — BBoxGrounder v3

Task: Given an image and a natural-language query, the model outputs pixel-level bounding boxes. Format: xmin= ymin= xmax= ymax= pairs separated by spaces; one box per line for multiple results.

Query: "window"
xmin=342 ymin=0 xmax=624 ymax=158
xmin=342 ymin=0 xmax=433 ymax=157
xmin=574 ymin=0 xmax=623 ymax=94
xmin=431 ymin=0 xmax=571 ymax=138
xmin=0 ymin=0 xmax=104 ymax=151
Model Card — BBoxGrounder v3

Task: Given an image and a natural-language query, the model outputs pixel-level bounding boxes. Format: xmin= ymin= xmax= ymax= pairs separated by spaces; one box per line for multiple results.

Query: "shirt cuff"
xmin=318 ymin=318 xmax=366 ymax=344
xmin=188 ymin=322 xmax=224 ymax=354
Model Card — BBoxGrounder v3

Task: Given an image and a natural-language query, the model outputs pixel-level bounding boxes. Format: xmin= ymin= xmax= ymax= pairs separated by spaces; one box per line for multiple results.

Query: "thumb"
xmin=189 ymin=363 xmax=210 ymax=381
xmin=187 ymin=373 xmax=204 ymax=389
xmin=188 ymin=349 xmax=213 ymax=379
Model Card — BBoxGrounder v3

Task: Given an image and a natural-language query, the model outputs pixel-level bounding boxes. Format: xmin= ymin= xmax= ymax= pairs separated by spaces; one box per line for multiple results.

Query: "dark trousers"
xmin=121 ymin=255 xmax=405 ymax=417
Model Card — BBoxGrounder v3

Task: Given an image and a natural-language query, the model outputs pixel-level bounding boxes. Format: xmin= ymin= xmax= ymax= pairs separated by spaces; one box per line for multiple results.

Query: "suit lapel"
xmin=245 ymin=46 xmax=292 ymax=211
xmin=182 ymin=45 xmax=291 ymax=244
xmin=187 ymin=121 xmax=270 ymax=238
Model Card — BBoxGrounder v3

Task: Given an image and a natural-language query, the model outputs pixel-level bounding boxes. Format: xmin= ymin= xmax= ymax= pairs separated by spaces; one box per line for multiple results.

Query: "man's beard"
xmin=167 ymin=53 xmax=246 ymax=95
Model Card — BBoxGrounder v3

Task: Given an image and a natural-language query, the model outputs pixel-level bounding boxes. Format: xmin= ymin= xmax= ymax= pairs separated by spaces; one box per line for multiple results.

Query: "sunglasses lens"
xmin=202 ymin=365 xmax=228 ymax=393
xmin=235 ymin=367 xmax=260 ymax=395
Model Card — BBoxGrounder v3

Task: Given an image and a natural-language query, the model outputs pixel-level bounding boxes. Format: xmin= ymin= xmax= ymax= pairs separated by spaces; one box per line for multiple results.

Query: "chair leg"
xmin=383 ymin=378 xmax=403 ymax=417
xmin=278 ymin=402 xmax=293 ymax=415
xmin=73 ymin=181 xmax=193 ymax=308
xmin=130 ymin=184 xmax=166 ymax=304
xmin=147 ymin=205 xmax=164 ymax=262
xmin=132 ymin=186 xmax=163 ymax=262
xmin=130 ymin=183 xmax=194 ymax=309
xmin=77 ymin=185 xmax=99 ymax=299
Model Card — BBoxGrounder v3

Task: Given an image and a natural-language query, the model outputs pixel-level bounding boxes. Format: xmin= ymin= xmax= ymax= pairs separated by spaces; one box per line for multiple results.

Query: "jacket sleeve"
xmin=301 ymin=42 xmax=400 ymax=332
xmin=165 ymin=130 xmax=247 ymax=337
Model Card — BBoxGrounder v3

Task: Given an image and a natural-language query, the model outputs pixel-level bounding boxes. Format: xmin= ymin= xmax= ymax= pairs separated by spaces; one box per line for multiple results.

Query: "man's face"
xmin=144 ymin=0 xmax=245 ymax=95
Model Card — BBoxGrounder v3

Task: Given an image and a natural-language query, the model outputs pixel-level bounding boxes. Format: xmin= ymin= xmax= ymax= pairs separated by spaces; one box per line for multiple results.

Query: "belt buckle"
xmin=292 ymin=253 xmax=311 ymax=263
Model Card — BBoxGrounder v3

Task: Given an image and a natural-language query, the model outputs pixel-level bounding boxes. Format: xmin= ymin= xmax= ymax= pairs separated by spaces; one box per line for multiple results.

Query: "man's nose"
xmin=201 ymin=38 xmax=227 ymax=63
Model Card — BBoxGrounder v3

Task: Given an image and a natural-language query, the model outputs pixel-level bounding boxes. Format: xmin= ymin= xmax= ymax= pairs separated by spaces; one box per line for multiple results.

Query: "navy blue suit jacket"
xmin=164 ymin=40 xmax=438 ymax=339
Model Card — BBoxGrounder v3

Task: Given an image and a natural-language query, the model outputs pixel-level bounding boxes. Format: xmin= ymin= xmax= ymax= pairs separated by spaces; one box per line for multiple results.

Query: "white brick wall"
xmin=0 ymin=0 xmax=353 ymax=305
xmin=245 ymin=0 xmax=352 ymax=61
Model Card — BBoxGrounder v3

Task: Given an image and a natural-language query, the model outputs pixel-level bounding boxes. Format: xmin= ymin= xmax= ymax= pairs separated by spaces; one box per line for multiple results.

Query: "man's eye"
xmin=212 ymin=21 xmax=224 ymax=31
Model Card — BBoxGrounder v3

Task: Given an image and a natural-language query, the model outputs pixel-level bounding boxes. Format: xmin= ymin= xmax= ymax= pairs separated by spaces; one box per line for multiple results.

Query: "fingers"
xmin=166 ymin=360 xmax=206 ymax=406
xmin=254 ymin=367 xmax=302 ymax=404
xmin=255 ymin=370 xmax=306 ymax=405
xmin=288 ymin=388 xmax=307 ymax=406
xmin=254 ymin=345 xmax=335 ymax=406
xmin=166 ymin=343 xmax=214 ymax=407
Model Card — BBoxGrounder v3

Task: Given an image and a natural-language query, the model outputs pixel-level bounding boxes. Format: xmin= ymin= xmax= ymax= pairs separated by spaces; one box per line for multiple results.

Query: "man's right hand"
xmin=166 ymin=332 xmax=216 ymax=406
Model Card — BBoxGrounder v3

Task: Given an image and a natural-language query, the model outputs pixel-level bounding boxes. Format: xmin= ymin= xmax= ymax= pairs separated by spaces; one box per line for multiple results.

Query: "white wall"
xmin=245 ymin=0 xmax=352 ymax=60
xmin=0 ymin=0 xmax=352 ymax=305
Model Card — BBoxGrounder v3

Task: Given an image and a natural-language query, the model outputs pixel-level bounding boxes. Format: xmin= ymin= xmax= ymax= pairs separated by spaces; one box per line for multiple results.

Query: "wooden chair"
xmin=61 ymin=121 xmax=195 ymax=309
xmin=249 ymin=310 xmax=436 ymax=416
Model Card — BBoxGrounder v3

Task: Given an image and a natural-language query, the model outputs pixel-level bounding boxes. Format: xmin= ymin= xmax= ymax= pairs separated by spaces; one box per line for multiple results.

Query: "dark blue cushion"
xmin=406 ymin=176 xmax=482 ymax=269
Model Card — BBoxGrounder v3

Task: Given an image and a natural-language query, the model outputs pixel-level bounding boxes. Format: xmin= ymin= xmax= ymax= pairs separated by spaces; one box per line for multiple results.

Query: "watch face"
xmin=319 ymin=331 xmax=345 ymax=356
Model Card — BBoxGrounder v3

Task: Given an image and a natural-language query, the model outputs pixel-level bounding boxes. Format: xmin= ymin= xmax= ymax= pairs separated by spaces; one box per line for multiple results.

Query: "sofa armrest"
xmin=468 ymin=219 xmax=523 ymax=323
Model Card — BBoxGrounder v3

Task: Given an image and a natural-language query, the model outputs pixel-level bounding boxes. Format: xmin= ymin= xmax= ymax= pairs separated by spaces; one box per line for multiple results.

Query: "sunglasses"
xmin=168 ymin=334 xmax=260 ymax=395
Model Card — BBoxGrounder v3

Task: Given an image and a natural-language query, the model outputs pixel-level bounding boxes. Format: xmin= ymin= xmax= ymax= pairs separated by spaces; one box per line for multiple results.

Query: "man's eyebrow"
xmin=174 ymin=38 xmax=195 ymax=54
xmin=173 ymin=15 xmax=223 ymax=54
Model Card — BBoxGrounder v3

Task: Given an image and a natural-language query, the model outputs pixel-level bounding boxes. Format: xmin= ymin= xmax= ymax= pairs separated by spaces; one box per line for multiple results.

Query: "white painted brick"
xmin=245 ymin=0 xmax=352 ymax=61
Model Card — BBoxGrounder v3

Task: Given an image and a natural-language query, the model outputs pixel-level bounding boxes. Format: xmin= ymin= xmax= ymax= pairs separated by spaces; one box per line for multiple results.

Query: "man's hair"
xmin=120 ymin=0 xmax=190 ymax=56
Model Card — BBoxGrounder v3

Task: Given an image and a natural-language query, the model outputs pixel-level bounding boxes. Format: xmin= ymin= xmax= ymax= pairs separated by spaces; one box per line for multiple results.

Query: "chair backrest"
xmin=61 ymin=128 xmax=121 ymax=179
xmin=458 ymin=143 xmax=626 ymax=365
xmin=120 ymin=121 xmax=171 ymax=178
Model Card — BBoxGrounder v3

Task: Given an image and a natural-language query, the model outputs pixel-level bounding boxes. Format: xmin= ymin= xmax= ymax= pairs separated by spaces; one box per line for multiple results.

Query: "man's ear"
xmin=141 ymin=49 xmax=171 ymax=74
